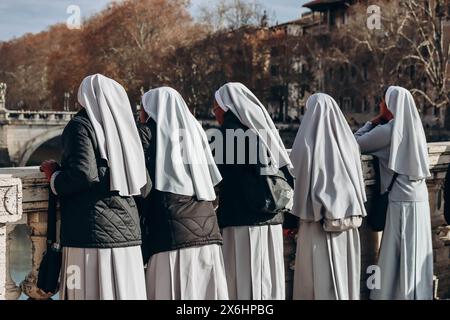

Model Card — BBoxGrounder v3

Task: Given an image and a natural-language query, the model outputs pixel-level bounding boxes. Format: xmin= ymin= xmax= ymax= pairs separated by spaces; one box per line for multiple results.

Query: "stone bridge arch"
xmin=18 ymin=127 xmax=64 ymax=167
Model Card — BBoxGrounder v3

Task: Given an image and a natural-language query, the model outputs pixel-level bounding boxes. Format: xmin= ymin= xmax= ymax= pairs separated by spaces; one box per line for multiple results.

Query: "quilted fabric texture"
xmin=55 ymin=110 xmax=142 ymax=248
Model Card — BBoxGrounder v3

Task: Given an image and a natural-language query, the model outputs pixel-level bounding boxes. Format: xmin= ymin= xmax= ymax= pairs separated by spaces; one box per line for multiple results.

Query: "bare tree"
xmin=198 ymin=0 xmax=274 ymax=32
xmin=309 ymin=0 xmax=449 ymax=127
xmin=398 ymin=0 xmax=450 ymax=126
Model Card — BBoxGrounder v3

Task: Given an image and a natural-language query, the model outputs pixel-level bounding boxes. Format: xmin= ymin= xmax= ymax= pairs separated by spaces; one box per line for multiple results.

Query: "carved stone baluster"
xmin=5 ymin=224 xmax=21 ymax=299
xmin=0 ymin=175 xmax=22 ymax=300
xmin=20 ymin=211 xmax=54 ymax=300
xmin=0 ymin=168 xmax=56 ymax=300
xmin=0 ymin=223 xmax=5 ymax=300
xmin=0 ymin=83 xmax=6 ymax=111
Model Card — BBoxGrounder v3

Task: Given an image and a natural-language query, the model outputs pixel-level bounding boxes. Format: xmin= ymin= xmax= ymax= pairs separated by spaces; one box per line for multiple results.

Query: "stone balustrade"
xmin=0 ymin=110 xmax=76 ymax=124
xmin=0 ymin=143 xmax=449 ymax=300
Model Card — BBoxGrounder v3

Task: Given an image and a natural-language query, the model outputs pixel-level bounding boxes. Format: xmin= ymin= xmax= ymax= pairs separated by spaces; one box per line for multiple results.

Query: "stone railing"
xmin=0 ymin=168 xmax=54 ymax=300
xmin=0 ymin=143 xmax=449 ymax=300
xmin=0 ymin=110 xmax=75 ymax=124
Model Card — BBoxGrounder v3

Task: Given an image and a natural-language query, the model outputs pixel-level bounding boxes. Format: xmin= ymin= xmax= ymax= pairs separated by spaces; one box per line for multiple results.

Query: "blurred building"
xmin=264 ymin=0 xmax=450 ymax=130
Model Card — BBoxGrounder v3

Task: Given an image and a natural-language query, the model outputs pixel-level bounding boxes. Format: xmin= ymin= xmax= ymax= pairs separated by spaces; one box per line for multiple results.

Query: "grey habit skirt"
xmin=370 ymin=201 xmax=433 ymax=300
xmin=59 ymin=246 xmax=147 ymax=300
xmin=222 ymin=225 xmax=285 ymax=300
xmin=293 ymin=221 xmax=361 ymax=300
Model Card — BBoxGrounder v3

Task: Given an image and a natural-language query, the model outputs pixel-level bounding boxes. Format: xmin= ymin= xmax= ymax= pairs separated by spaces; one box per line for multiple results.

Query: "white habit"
xmin=355 ymin=86 xmax=433 ymax=300
xmin=145 ymin=245 xmax=229 ymax=300
xmin=60 ymin=246 xmax=147 ymax=300
xmin=142 ymin=88 xmax=227 ymax=300
xmin=222 ymin=225 xmax=285 ymax=300
xmin=291 ymin=93 xmax=367 ymax=300
xmin=215 ymin=83 xmax=291 ymax=300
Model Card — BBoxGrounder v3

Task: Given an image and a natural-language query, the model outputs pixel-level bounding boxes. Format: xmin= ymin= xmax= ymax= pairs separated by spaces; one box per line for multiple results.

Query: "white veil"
xmin=142 ymin=87 xmax=222 ymax=201
xmin=290 ymin=93 xmax=367 ymax=221
xmin=385 ymin=86 xmax=430 ymax=180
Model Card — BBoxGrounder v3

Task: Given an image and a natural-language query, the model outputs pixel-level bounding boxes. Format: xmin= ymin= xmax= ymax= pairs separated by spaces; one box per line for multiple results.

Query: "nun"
xmin=213 ymin=82 xmax=293 ymax=300
xmin=40 ymin=74 xmax=148 ymax=300
xmin=291 ymin=93 xmax=367 ymax=300
xmin=139 ymin=87 xmax=228 ymax=300
xmin=355 ymin=86 xmax=433 ymax=300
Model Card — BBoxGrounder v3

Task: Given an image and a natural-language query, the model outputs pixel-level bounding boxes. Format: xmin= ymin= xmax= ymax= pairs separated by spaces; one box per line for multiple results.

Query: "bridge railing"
xmin=0 ymin=145 xmax=449 ymax=300
xmin=0 ymin=110 xmax=76 ymax=123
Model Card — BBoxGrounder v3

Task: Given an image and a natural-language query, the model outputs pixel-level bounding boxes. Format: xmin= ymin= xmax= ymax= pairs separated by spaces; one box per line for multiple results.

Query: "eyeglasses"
xmin=211 ymin=106 xmax=220 ymax=117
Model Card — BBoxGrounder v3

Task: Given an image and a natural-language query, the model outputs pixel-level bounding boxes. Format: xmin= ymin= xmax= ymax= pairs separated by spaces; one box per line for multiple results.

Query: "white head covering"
xmin=215 ymin=82 xmax=292 ymax=174
xmin=77 ymin=74 xmax=147 ymax=196
xmin=142 ymin=87 xmax=222 ymax=201
xmin=385 ymin=86 xmax=430 ymax=180
xmin=290 ymin=93 xmax=367 ymax=221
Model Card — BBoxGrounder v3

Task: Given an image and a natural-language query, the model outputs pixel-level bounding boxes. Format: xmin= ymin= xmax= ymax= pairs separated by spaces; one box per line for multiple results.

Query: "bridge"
xmin=0 ymin=83 xmax=300 ymax=168
xmin=0 ymin=83 xmax=75 ymax=167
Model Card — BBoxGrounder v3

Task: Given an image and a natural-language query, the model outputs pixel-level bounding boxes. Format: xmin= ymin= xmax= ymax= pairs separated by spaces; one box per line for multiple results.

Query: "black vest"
xmin=138 ymin=121 xmax=222 ymax=260
xmin=216 ymin=112 xmax=285 ymax=228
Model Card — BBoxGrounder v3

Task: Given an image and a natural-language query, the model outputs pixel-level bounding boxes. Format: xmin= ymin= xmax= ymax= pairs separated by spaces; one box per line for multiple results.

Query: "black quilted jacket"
xmin=54 ymin=109 xmax=142 ymax=248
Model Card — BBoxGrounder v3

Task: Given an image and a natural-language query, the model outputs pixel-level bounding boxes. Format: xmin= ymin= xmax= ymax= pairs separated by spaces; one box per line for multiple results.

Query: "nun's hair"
xmin=381 ymin=85 xmax=390 ymax=100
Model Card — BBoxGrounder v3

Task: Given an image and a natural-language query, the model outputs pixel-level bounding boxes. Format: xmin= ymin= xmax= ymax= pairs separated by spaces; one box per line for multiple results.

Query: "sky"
xmin=0 ymin=0 xmax=310 ymax=41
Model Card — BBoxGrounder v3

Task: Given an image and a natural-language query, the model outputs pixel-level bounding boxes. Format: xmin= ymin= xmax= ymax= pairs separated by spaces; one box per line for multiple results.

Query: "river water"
xmin=9 ymin=225 xmax=32 ymax=300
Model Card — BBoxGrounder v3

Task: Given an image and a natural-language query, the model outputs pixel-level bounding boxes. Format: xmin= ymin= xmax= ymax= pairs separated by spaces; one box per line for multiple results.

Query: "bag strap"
xmin=387 ymin=173 xmax=399 ymax=192
xmin=46 ymin=187 xmax=58 ymax=245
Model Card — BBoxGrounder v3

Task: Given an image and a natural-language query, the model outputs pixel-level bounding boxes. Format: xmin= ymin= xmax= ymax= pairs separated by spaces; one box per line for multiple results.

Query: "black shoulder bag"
xmin=368 ymin=162 xmax=399 ymax=232
xmin=37 ymin=188 xmax=62 ymax=294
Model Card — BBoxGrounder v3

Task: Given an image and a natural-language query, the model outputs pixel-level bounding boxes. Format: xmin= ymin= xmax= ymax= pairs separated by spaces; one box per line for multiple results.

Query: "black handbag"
xmin=37 ymin=188 xmax=62 ymax=294
xmin=368 ymin=160 xmax=398 ymax=232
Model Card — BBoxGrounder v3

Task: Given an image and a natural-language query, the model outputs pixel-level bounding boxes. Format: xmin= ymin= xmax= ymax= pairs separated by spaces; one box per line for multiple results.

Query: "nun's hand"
xmin=370 ymin=114 xmax=383 ymax=126
xmin=40 ymin=160 xmax=60 ymax=182
xmin=139 ymin=108 xmax=148 ymax=124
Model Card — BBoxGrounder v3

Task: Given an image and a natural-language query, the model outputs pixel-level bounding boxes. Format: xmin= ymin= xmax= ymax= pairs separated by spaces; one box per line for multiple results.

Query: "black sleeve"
xmin=138 ymin=123 xmax=152 ymax=164
xmin=444 ymin=164 xmax=450 ymax=225
xmin=281 ymin=165 xmax=295 ymax=189
xmin=53 ymin=120 xmax=99 ymax=195
xmin=136 ymin=123 xmax=153 ymax=198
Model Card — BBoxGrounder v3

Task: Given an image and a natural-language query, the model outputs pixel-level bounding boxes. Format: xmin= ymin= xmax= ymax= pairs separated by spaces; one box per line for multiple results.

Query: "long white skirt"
xmin=60 ymin=246 xmax=147 ymax=300
xmin=293 ymin=221 xmax=361 ymax=300
xmin=145 ymin=244 xmax=229 ymax=300
xmin=222 ymin=225 xmax=285 ymax=300
xmin=370 ymin=201 xmax=433 ymax=300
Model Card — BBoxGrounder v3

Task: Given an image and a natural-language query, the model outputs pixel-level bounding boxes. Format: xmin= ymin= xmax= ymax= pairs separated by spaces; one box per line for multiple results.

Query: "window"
xmin=408 ymin=65 xmax=416 ymax=80
xmin=361 ymin=97 xmax=369 ymax=113
xmin=329 ymin=10 xmax=336 ymax=26
xmin=373 ymin=96 xmax=381 ymax=113
xmin=300 ymin=85 xmax=308 ymax=98
xmin=351 ymin=66 xmax=357 ymax=81
xmin=342 ymin=97 xmax=352 ymax=113
xmin=363 ymin=64 xmax=369 ymax=80
xmin=339 ymin=66 xmax=345 ymax=81
xmin=271 ymin=47 xmax=279 ymax=57
xmin=328 ymin=67 xmax=334 ymax=80
xmin=271 ymin=65 xmax=280 ymax=76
